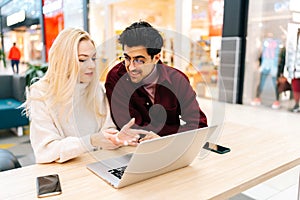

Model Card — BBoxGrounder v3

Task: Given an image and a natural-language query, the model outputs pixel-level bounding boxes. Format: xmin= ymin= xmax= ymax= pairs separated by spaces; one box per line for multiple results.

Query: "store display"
xmin=187 ymin=37 xmax=218 ymax=98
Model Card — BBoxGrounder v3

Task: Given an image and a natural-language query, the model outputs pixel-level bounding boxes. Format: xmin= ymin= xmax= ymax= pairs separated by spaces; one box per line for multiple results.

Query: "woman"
xmin=24 ymin=28 xmax=148 ymax=163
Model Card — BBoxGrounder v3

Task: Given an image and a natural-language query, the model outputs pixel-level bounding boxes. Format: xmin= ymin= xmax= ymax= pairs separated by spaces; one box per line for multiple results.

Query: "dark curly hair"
xmin=118 ymin=21 xmax=163 ymax=59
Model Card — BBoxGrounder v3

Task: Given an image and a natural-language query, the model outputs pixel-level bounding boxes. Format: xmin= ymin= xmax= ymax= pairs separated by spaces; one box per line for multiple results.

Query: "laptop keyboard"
xmin=108 ymin=166 xmax=127 ymax=179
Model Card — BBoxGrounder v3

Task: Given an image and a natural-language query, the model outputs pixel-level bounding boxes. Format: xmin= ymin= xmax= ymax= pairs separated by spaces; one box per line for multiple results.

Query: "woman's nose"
xmin=86 ymin=58 xmax=96 ymax=68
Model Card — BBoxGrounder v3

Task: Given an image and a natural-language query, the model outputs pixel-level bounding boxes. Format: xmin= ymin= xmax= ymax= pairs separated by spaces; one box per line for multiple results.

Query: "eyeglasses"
xmin=119 ymin=56 xmax=145 ymax=67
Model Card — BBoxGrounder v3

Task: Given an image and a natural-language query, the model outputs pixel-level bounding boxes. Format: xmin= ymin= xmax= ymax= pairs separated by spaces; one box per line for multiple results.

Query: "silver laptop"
xmin=86 ymin=126 xmax=217 ymax=188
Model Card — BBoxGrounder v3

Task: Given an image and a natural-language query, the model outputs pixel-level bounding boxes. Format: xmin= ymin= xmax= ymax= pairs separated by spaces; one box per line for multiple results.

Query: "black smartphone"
xmin=36 ymin=174 xmax=62 ymax=198
xmin=203 ymin=142 xmax=231 ymax=154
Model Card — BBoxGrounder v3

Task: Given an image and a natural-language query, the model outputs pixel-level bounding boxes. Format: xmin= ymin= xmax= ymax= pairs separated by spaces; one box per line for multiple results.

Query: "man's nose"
xmin=127 ymin=60 xmax=136 ymax=71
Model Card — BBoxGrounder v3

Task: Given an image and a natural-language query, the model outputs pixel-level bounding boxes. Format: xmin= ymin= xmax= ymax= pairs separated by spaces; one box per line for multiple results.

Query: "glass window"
xmin=244 ymin=0 xmax=294 ymax=110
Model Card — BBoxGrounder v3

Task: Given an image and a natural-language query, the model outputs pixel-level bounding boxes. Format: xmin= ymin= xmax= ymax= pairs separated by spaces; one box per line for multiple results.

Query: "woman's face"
xmin=78 ymin=39 xmax=96 ymax=83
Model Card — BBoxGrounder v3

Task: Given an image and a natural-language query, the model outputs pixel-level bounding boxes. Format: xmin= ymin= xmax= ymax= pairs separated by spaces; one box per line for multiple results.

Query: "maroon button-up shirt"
xmin=105 ymin=61 xmax=207 ymax=136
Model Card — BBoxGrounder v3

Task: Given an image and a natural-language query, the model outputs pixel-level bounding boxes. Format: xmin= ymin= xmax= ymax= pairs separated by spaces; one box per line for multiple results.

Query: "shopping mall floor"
xmin=0 ymin=103 xmax=299 ymax=200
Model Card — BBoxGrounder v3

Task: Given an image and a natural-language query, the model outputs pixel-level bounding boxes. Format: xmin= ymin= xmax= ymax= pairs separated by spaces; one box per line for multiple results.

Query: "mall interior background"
xmin=0 ymin=0 xmax=299 ymax=109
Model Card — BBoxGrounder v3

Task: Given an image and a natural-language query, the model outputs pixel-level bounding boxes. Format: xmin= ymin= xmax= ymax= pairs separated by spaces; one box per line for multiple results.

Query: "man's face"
xmin=123 ymin=45 xmax=160 ymax=83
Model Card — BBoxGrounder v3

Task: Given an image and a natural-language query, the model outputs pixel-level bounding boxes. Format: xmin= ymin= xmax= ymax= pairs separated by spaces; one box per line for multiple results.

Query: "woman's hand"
xmin=103 ymin=129 xmax=138 ymax=147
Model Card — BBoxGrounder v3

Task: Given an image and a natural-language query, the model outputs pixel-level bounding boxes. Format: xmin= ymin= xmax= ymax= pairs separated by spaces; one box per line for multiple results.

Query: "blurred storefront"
xmin=42 ymin=0 xmax=84 ymax=60
xmin=0 ymin=0 xmax=85 ymax=64
xmin=1 ymin=0 xmax=42 ymax=64
xmin=88 ymin=0 xmax=177 ymax=81
xmin=188 ymin=0 xmax=223 ymax=99
xmin=244 ymin=0 xmax=299 ymax=108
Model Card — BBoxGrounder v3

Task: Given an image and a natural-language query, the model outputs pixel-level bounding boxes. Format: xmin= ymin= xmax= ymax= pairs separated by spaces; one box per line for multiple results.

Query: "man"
xmin=8 ymin=42 xmax=21 ymax=74
xmin=105 ymin=21 xmax=207 ymax=138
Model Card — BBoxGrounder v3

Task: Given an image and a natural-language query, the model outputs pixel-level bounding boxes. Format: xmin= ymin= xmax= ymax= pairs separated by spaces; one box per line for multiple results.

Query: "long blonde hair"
xmin=27 ymin=28 xmax=103 ymax=118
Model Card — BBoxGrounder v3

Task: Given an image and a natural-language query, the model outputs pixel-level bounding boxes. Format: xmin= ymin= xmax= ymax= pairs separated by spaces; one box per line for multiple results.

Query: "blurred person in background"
xmin=251 ymin=38 xmax=281 ymax=108
xmin=8 ymin=42 xmax=21 ymax=74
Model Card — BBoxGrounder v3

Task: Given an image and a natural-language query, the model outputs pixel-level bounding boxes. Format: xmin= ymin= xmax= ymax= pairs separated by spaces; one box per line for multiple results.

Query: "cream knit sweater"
xmin=29 ymin=82 xmax=118 ymax=163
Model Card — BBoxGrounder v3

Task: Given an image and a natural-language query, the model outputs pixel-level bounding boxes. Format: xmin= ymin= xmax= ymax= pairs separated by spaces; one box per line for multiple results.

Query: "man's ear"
xmin=153 ymin=53 xmax=161 ymax=63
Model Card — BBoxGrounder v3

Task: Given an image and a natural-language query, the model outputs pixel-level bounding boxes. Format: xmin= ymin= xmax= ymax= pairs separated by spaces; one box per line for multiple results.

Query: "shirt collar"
xmin=156 ymin=60 xmax=172 ymax=85
xmin=142 ymin=63 xmax=158 ymax=85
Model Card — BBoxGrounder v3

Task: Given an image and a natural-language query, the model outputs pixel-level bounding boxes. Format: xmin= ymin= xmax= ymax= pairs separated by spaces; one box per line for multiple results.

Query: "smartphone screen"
xmin=203 ymin=142 xmax=231 ymax=154
xmin=36 ymin=174 xmax=62 ymax=198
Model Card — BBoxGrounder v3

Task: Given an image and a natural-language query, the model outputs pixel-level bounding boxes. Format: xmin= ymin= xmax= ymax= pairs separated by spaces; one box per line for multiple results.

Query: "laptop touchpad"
xmin=102 ymin=153 xmax=133 ymax=168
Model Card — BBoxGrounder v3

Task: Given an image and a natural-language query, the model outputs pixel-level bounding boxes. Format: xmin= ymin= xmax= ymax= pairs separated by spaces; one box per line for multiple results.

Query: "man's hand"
xmin=138 ymin=131 xmax=160 ymax=143
xmin=104 ymin=118 xmax=152 ymax=147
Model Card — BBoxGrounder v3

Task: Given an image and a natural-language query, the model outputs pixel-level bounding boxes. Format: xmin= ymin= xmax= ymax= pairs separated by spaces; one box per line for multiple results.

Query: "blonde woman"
xmin=25 ymin=28 xmax=148 ymax=163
